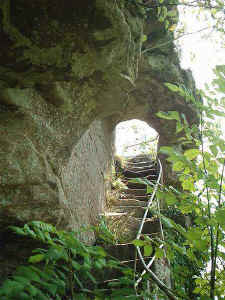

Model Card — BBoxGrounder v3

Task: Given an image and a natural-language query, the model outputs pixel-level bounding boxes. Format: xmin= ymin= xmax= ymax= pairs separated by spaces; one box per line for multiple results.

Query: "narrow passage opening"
xmin=115 ymin=119 xmax=158 ymax=158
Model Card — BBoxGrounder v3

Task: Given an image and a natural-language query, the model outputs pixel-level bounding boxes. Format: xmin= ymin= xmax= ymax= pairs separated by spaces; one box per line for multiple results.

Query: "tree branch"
xmin=142 ymin=26 xmax=211 ymax=54
xmin=125 ymin=135 xmax=159 ymax=149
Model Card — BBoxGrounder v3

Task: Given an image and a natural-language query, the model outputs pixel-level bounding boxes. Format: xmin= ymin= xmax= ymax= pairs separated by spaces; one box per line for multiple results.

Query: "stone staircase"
xmin=103 ymin=155 xmax=171 ymax=292
xmin=108 ymin=155 xmax=160 ymax=239
xmin=113 ymin=155 xmax=158 ymax=216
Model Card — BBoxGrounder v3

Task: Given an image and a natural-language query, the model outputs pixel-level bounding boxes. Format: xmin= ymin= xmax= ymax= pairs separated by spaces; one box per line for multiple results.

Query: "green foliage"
xmin=164 ymin=215 xmax=204 ymax=299
xmin=0 ymin=221 xmax=145 ymax=300
xmin=127 ymin=0 xmax=225 ymax=34
xmin=95 ymin=216 xmax=116 ymax=245
xmin=126 ymin=0 xmax=179 ymax=31
xmin=153 ymin=65 xmax=225 ymax=299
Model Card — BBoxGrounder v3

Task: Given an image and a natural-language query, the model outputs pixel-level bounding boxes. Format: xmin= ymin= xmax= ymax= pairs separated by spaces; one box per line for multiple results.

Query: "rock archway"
xmin=0 ymin=0 xmax=199 ymax=281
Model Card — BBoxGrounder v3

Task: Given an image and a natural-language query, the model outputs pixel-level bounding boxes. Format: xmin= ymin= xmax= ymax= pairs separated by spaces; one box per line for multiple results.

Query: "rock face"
xmin=61 ymin=119 xmax=113 ymax=243
xmin=0 ymin=0 xmax=199 ymax=278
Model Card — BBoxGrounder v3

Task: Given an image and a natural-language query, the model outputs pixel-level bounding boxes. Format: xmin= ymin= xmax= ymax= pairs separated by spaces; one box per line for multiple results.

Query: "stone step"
xmin=125 ymin=161 xmax=154 ymax=168
xmin=120 ymin=195 xmax=149 ymax=201
xmin=126 ymin=181 xmax=147 ymax=189
xmin=131 ymin=195 xmax=149 ymax=201
xmin=124 ymin=174 xmax=157 ymax=180
xmin=112 ymin=206 xmax=146 ymax=218
xmin=104 ymin=242 xmax=155 ymax=271
xmin=124 ymin=167 xmax=156 ymax=173
xmin=105 ymin=243 xmax=136 ymax=261
xmin=126 ymin=156 xmax=155 ymax=163
xmin=118 ymin=198 xmax=148 ymax=204
xmin=124 ymin=179 xmax=156 ymax=189
xmin=124 ymin=165 xmax=156 ymax=171
xmin=113 ymin=199 xmax=148 ymax=207
xmin=129 ymin=217 xmax=161 ymax=238
xmin=121 ymin=188 xmax=147 ymax=196
xmin=98 ymin=244 xmax=156 ymax=286
xmin=104 ymin=216 xmax=161 ymax=241
xmin=123 ymin=170 xmax=157 ymax=179
xmin=102 ymin=212 xmax=128 ymax=217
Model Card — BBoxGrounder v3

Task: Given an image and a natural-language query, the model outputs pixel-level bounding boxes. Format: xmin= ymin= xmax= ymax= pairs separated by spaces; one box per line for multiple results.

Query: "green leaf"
xmin=73 ymin=273 xmax=84 ymax=289
xmin=36 ymin=290 xmax=49 ymax=300
xmin=155 ymin=248 xmax=164 ymax=259
xmin=161 ymin=215 xmax=174 ymax=229
xmin=170 ymin=242 xmax=186 ymax=255
xmin=184 ymin=149 xmax=200 ymax=160
xmin=194 ymin=239 xmax=209 ymax=251
xmin=72 ymin=261 xmax=82 ymax=270
xmin=156 ymin=110 xmax=180 ymax=121
xmin=161 ymin=215 xmax=186 ymax=236
xmin=86 ymin=271 xmax=97 ymax=284
xmin=167 ymin=10 xmax=177 ymax=17
xmin=1 ymin=280 xmax=24 ymax=295
xmin=144 ymin=245 xmax=153 ymax=257
xmin=41 ymin=283 xmax=58 ymax=296
xmin=141 ymin=34 xmax=147 ymax=42
xmin=186 ymin=228 xmax=202 ymax=241
xmin=96 ymin=246 xmax=107 ymax=257
xmin=16 ymin=266 xmax=41 ymax=283
xmin=172 ymin=161 xmax=184 ymax=172
xmin=132 ymin=239 xmax=146 ymax=247
xmin=29 ymin=266 xmax=52 ymax=281
xmin=28 ymin=254 xmax=45 ymax=263
xmin=186 ymin=248 xmax=198 ymax=262
xmin=218 ymin=251 xmax=225 ymax=261
xmin=12 ymin=276 xmax=30 ymax=285
xmin=129 ymin=178 xmax=146 ymax=185
xmin=160 ymin=146 xmax=174 ymax=155
xmin=45 ymin=246 xmax=68 ymax=261
xmin=176 ymin=121 xmax=184 ymax=134
xmin=182 ymin=178 xmax=195 ymax=191
xmin=25 ymin=284 xmax=39 ymax=296
xmin=164 ymin=83 xmax=180 ymax=92
xmin=9 ymin=226 xmax=26 ymax=236
xmin=147 ymin=185 xmax=153 ymax=194
xmin=183 ymin=167 xmax=191 ymax=174
xmin=16 ymin=292 xmax=30 ymax=300
xmin=193 ymin=287 xmax=201 ymax=294
xmin=215 ymin=208 xmax=225 ymax=225
xmin=166 ymin=193 xmax=177 ymax=205
xmin=23 ymin=224 xmax=36 ymax=238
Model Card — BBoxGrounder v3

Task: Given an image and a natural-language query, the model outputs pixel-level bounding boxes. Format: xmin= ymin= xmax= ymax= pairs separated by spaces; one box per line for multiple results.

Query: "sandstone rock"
xmin=0 ymin=0 xmax=199 ymax=279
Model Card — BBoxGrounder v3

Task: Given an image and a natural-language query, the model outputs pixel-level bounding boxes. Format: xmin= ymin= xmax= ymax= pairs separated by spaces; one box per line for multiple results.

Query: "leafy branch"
xmin=153 ymin=65 xmax=225 ymax=299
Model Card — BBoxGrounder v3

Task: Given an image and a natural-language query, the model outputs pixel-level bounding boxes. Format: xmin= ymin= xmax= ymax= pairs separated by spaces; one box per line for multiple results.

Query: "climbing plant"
xmin=147 ymin=65 xmax=225 ymax=299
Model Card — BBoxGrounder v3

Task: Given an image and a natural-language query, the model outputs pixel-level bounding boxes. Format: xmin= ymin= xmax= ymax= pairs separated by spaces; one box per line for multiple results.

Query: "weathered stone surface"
xmin=61 ymin=119 xmax=113 ymax=243
xmin=0 ymin=0 xmax=199 ymax=278
xmin=0 ymin=118 xmax=113 ymax=281
xmin=0 ymin=0 xmax=138 ymax=86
